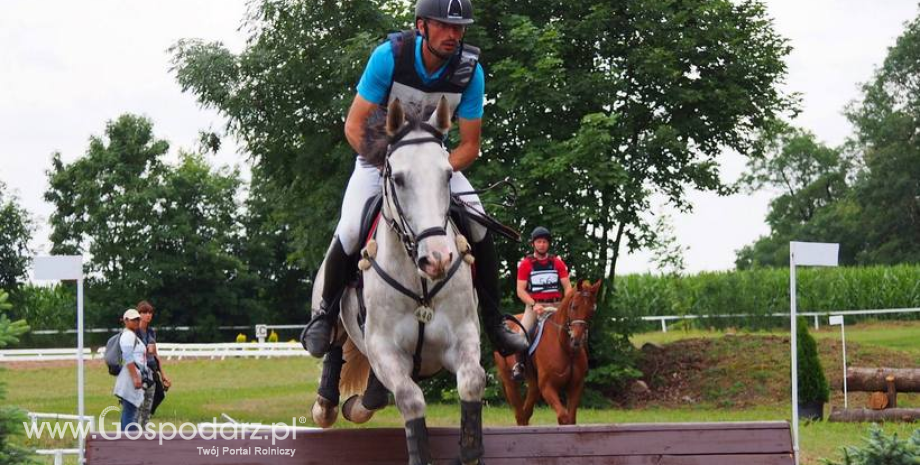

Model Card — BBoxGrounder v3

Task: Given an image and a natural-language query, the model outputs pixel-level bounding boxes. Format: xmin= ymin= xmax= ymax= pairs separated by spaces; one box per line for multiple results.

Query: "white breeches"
xmin=335 ymin=157 xmax=487 ymax=254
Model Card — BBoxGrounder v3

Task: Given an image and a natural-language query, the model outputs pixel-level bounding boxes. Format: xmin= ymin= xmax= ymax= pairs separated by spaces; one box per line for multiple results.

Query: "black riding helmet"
xmin=530 ymin=226 xmax=551 ymax=242
xmin=416 ymin=0 xmax=474 ymax=25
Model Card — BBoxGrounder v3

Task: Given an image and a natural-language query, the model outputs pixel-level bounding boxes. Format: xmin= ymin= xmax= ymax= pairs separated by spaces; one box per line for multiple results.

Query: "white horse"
xmin=311 ymin=98 xmax=486 ymax=465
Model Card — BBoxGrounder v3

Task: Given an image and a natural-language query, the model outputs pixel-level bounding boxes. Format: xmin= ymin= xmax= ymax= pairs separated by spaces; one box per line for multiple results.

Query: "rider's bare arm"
xmin=345 ymin=94 xmax=379 ymax=155
xmin=561 ymin=277 xmax=573 ymax=297
xmin=449 ymin=117 xmax=481 ymax=171
xmin=516 ymin=279 xmax=536 ymax=307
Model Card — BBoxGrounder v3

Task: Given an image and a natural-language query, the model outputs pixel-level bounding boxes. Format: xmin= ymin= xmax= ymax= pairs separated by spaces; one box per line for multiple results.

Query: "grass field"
xmin=4 ymin=321 xmax=918 ymax=464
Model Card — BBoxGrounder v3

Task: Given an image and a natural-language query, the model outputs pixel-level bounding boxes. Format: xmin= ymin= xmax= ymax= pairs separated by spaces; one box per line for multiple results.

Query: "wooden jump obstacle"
xmin=829 ymin=367 xmax=920 ymax=422
xmin=86 ymin=421 xmax=794 ymax=464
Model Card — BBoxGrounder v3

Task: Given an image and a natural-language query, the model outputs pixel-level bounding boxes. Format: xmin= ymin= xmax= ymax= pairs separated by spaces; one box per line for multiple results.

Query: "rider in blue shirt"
xmin=302 ymin=0 xmax=527 ymax=360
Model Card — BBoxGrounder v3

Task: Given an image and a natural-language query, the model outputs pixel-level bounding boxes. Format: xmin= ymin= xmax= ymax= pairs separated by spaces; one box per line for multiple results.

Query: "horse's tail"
xmin=340 ymin=337 xmax=370 ymax=398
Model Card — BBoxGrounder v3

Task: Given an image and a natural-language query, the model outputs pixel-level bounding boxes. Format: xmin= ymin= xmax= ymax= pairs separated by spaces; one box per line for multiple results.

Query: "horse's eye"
xmin=394 ymin=174 xmax=405 ymax=187
xmin=446 ymin=169 xmax=453 ymax=182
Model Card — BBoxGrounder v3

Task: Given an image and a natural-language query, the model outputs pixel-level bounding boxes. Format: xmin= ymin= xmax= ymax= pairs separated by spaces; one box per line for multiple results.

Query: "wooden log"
xmin=886 ymin=375 xmax=898 ymax=408
xmin=867 ymin=392 xmax=888 ymax=410
xmin=846 ymin=368 xmax=920 ymax=392
xmin=828 ymin=407 xmax=920 ymax=423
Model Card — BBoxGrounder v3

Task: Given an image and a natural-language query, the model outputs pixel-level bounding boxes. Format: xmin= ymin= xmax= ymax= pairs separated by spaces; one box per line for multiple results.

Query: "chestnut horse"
xmin=494 ymin=279 xmax=601 ymax=425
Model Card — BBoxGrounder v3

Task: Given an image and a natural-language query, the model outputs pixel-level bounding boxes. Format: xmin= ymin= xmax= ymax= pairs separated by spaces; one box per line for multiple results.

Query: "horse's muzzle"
xmin=418 ymin=250 xmax=453 ymax=279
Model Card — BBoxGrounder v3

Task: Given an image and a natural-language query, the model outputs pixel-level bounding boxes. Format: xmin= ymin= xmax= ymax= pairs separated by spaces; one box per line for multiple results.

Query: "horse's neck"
xmin=547 ymin=298 xmax=570 ymax=340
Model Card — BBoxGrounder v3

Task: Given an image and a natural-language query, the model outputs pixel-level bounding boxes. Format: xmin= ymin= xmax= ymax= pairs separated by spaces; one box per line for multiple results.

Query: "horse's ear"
xmin=427 ymin=96 xmax=451 ymax=135
xmin=387 ymin=99 xmax=406 ymax=137
xmin=591 ymin=279 xmax=603 ymax=292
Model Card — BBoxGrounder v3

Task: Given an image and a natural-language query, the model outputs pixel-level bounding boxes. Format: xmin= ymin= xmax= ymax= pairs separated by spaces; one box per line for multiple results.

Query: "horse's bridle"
xmin=562 ymin=290 xmax=592 ymax=341
xmin=381 ymin=122 xmax=451 ymax=261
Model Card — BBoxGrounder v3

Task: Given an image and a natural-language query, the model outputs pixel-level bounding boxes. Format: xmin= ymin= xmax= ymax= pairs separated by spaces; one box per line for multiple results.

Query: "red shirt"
xmin=517 ymin=255 xmax=569 ymax=302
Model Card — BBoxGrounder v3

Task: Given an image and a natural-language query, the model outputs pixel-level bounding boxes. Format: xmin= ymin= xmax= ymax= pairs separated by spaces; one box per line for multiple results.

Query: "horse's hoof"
xmin=341 ymin=395 xmax=375 ymax=424
xmin=311 ymin=396 xmax=338 ymax=428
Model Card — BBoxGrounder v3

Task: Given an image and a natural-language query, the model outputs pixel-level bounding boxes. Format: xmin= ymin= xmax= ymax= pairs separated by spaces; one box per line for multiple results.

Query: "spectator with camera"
xmin=112 ymin=308 xmax=149 ymax=431
xmin=135 ymin=300 xmax=170 ymax=426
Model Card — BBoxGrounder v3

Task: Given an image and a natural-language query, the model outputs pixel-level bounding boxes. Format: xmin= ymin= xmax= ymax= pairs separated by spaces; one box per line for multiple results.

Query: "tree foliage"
xmin=738 ymin=12 xmax=920 ymax=268
xmin=45 ymin=114 xmax=259 ymax=337
xmin=171 ymin=0 xmax=793 ymax=392
xmin=796 ymin=316 xmax=829 ymax=404
xmin=0 ymin=182 xmax=33 ymax=291
xmin=735 ymin=127 xmax=859 ymax=268
xmin=0 ymin=290 xmax=35 ymax=465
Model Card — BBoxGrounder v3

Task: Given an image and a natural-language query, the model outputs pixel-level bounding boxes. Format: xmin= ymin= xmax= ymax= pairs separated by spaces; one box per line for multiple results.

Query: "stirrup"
xmin=511 ymin=362 xmax=525 ymax=382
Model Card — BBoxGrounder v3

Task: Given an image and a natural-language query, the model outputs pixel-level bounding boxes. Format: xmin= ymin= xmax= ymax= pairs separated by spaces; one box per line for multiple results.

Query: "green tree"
xmin=735 ymin=126 xmax=858 ymax=268
xmin=172 ymin=0 xmax=794 ymax=393
xmin=845 ymin=13 xmax=920 ymax=265
xmin=171 ymin=0 xmax=794 ymax=282
xmin=0 ymin=182 xmax=33 ymax=291
xmin=0 ymin=290 xmax=35 ymax=465
xmin=44 ymin=115 xmax=258 ymax=338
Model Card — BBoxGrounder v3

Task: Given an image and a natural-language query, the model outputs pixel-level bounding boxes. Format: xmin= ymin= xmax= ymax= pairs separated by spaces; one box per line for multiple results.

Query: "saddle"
xmin=357 ymin=192 xmax=521 ymax=248
xmin=527 ymin=308 xmax=558 ymax=356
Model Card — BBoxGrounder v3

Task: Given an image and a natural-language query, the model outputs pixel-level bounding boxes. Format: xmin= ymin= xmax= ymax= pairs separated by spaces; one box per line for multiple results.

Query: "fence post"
xmin=660 ymin=319 xmax=668 ymax=333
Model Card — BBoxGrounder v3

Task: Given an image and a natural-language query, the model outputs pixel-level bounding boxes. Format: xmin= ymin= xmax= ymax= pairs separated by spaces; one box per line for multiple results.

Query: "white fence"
xmin=0 ymin=342 xmax=309 ymax=363
xmin=155 ymin=342 xmax=307 ymax=360
xmin=0 ymin=348 xmax=95 ymax=362
xmin=644 ymin=307 xmax=920 ymax=332
xmin=28 ymin=412 xmax=94 ymax=465
xmin=35 ymin=448 xmax=80 ymax=465
xmin=5 ymin=307 xmax=918 ymax=361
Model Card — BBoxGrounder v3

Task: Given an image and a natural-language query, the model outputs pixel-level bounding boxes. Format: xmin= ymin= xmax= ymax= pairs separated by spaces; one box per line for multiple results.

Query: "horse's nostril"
xmin=417 ymin=257 xmax=430 ymax=270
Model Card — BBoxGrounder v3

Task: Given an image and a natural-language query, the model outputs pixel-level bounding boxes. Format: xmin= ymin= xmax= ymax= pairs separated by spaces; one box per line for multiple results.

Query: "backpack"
xmin=104 ymin=331 xmax=137 ymax=376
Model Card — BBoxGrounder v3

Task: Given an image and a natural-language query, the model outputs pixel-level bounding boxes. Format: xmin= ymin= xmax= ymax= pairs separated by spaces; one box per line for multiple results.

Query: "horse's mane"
xmin=362 ymin=105 xmax=431 ymax=169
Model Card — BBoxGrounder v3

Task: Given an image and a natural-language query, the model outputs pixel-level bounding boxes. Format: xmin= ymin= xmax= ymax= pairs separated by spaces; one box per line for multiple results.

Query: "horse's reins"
xmin=365 ymin=121 xmax=469 ymax=379
xmin=381 ymin=122 xmax=450 ymax=261
xmin=544 ymin=291 xmax=591 ymax=347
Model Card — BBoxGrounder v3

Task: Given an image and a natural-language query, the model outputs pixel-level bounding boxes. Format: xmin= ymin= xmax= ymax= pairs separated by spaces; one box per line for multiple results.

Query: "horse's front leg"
xmin=539 ymin=378 xmax=571 ymax=425
xmin=565 ymin=350 xmax=589 ymax=425
xmin=451 ymin=325 xmax=486 ymax=464
xmin=370 ymin=343 xmax=431 ymax=465
xmin=521 ymin=370 xmax=541 ymax=426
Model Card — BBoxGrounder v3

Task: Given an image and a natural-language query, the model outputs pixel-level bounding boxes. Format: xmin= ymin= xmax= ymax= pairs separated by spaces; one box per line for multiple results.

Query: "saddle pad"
xmin=527 ymin=310 xmax=557 ymax=356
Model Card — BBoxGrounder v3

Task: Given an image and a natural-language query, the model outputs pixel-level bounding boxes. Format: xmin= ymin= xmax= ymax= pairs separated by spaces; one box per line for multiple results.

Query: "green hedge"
xmin=609 ymin=265 xmax=920 ymax=329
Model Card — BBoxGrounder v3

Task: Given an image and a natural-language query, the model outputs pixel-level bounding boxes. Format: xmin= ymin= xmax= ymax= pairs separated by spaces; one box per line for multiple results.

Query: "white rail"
xmin=643 ymin=307 xmax=920 ymax=332
xmin=35 ymin=448 xmax=80 ymax=465
xmin=154 ymin=342 xmax=308 ymax=360
xmin=27 ymin=412 xmax=95 ymax=431
xmin=0 ymin=342 xmax=308 ymax=363
xmin=0 ymin=348 xmax=95 ymax=362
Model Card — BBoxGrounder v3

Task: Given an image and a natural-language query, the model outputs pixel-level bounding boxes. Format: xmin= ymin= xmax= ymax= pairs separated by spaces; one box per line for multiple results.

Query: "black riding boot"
xmin=472 ymin=233 xmax=528 ymax=356
xmin=301 ymin=238 xmax=352 ymax=358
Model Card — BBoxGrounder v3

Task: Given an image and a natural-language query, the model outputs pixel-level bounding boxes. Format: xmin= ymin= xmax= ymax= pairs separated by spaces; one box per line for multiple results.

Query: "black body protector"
xmin=385 ymin=29 xmax=480 ymax=120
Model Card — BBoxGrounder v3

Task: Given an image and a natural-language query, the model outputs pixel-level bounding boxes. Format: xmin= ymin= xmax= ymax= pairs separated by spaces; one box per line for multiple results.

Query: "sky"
xmin=1 ymin=0 xmax=917 ymax=275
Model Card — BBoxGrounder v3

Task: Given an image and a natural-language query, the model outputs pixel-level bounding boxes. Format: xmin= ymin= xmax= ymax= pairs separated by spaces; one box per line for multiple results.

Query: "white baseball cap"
xmin=123 ymin=309 xmax=141 ymax=320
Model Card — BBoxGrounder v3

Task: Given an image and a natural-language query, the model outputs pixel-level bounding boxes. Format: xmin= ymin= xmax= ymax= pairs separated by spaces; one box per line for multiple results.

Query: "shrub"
xmin=797 ymin=317 xmax=829 ymax=403
xmin=822 ymin=424 xmax=919 ymax=465
xmin=0 ymin=290 xmax=36 ymax=465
